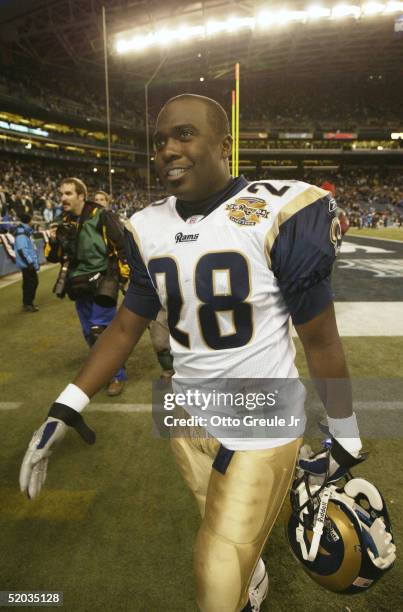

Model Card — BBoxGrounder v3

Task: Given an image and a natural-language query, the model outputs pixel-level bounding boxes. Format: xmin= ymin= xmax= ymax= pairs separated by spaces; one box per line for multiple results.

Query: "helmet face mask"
xmin=287 ymin=473 xmax=396 ymax=594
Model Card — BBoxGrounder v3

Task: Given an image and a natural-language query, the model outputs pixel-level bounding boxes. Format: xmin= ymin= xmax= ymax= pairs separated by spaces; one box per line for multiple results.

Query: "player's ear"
xmin=221 ymin=134 xmax=232 ymax=160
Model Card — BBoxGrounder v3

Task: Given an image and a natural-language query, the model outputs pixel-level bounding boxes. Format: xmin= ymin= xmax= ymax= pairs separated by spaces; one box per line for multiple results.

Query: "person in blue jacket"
xmin=14 ymin=213 xmax=40 ymax=312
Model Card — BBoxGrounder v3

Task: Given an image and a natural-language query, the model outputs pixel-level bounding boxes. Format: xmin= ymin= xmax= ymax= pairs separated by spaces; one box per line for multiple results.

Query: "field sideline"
xmin=348 ymin=227 xmax=403 ymax=242
xmin=0 ymin=265 xmax=402 ymax=611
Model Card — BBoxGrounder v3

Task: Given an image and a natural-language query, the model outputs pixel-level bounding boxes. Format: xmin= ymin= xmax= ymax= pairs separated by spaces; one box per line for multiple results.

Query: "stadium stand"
xmin=0 ymin=156 xmax=150 ymax=230
xmin=2 ymin=61 xmax=402 ymax=132
xmin=1 ymin=154 xmax=402 ymax=233
xmin=0 ymin=62 xmax=145 ymax=129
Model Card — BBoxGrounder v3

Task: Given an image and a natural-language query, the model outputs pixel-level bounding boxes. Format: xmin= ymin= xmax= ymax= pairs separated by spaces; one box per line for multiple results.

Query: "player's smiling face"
xmin=153 ymin=98 xmax=231 ymax=202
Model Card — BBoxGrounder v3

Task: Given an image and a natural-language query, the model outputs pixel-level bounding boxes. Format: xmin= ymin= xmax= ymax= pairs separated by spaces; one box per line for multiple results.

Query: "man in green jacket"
xmin=46 ymin=178 xmax=129 ymax=396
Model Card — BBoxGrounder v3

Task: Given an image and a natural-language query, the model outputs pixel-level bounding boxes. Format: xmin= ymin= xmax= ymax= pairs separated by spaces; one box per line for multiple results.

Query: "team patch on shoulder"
xmin=328 ymin=196 xmax=337 ymax=212
xmin=225 ymin=197 xmax=270 ymax=226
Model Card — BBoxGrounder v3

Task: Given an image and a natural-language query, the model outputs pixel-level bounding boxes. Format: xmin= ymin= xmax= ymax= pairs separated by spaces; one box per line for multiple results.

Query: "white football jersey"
xmin=126 ymin=179 xmax=335 ymax=449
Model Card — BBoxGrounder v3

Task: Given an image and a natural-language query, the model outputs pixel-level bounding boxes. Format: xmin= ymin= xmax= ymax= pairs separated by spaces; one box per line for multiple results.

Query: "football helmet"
xmin=287 ymin=471 xmax=396 ymax=593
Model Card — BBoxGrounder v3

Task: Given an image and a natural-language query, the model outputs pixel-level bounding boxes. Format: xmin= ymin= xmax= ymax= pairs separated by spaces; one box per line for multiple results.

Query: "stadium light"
xmin=256 ymin=10 xmax=273 ymax=27
xmin=206 ymin=20 xmax=226 ymax=35
xmin=384 ymin=0 xmax=403 ymax=12
xmin=138 ymin=34 xmax=156 ymax=50
xmin=114 ymin=3 xmax=403 ymax=54
xmin=331 ymin=4 xmax=361 ymax=19
xmin=177 ymin=25 xmax=204 ymax=42
xmin=306 ymin=5 xmax=332 ymax=19
xmin=277 ymin=10 xmax=307 ymax=24
xmin=158 ymin=29 xmax=177 ymax=47
xmin=256 ymin=9 xmax=307 ymax=27
xmin=362 ymin=2 xmax=386 ymax=15
xmin=224 ymin=16 xmax=253 ymax=32
xmin=116 ymin=34 xmax=155 ymax=54
xmin=116 ymin=39 xmax=130 ymax=54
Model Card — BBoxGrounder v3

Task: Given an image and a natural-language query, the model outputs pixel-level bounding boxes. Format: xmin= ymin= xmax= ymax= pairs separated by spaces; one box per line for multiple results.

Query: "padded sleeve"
xmin=122 ymin=227 xmax=161 ymax=320
xmin=271 ymin=194 xmax=339 ymax=325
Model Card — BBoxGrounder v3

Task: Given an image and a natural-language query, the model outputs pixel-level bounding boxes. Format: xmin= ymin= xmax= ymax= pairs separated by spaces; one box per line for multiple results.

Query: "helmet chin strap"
xmin=296 ymin=486 xmax=333 ymax=562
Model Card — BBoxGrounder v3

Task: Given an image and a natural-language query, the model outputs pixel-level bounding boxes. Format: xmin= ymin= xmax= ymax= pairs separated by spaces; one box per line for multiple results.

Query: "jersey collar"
xmin=176 ymin=175 xmax=248 ymax=221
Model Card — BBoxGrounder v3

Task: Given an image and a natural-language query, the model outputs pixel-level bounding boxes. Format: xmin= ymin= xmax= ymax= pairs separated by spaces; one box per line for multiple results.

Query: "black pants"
xmin=21 ymin=267 xmax=38 ymax=306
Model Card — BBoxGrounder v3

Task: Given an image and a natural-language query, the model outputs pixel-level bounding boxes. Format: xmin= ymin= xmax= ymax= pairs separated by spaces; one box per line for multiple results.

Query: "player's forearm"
xmin=303 ymin=336 xmax=353 ymax=419
xmin=73 ymin=306 xmax=150 ymax=398
xmin=296 ymin=298 xmax=364 ymax=456
xmin=296 ymin=303 xmax=353 ymax=419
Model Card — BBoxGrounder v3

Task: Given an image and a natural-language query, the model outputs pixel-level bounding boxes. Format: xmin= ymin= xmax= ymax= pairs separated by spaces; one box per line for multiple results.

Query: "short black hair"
xmin=161 ymin=94 xmax=230 ymax=138
xmin=19 ymin=213 xmax=32 ymax=224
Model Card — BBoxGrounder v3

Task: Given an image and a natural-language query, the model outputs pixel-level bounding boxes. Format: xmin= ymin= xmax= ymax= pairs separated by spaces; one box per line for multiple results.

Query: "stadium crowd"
xmin=234 ymin=78 xmax=402 ymax=129
xmin=1 ymin=157 xmax=402 ymax=232
xmin=1 ymin=62 xmax=402 ymax=130
xmin=321 ymin=169 xmax=403 ymax=228
xmin=0 ymin=157 xmax=149 ymax=231
xmin=145 ymin=77 xmax=403 ymax=130
xmin=0 ymin=64 xmax=145 ymax=129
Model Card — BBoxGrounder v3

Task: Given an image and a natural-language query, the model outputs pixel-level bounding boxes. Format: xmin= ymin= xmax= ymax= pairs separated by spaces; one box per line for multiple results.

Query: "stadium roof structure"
xmin=0 ymin=0 xmax=402 ymax=83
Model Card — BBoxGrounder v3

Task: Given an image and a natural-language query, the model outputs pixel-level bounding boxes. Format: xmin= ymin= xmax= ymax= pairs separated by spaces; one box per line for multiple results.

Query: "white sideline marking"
xmin=0 ymin=264 xmax=55 ymax=289
xmin=340 ymin=242 xmax=393 ymax=254
xmin=0 ymin=274 xmax=21 ymax=289
xmin=0 ymin=402 xmax=151 ymax=412
xmin=292 ymin=303 xmax=403 ymax=336
xmin=1 ymin=402 xmax=401 ymax=412
xmin=91 ymin=402 xmax=402 ymax=413
xmin=335 ymin=302 xmax=403 ymax=336
xmin=88 ymin=403 xmax=152 ymax=413
xmin=0 ymin=402 xmax=22 ymax=410
xmin=347 ymin=233 xmax=403 ymax=244
xmin=354 ymin=401 xmax=403 ymax=411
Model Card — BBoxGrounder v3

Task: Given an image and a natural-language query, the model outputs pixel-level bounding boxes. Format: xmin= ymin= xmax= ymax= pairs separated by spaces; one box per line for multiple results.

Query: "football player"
xmin=20 ymin=95 xmax=366 ymax=612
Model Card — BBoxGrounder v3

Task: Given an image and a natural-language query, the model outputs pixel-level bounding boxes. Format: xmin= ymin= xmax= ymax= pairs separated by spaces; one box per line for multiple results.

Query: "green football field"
xmin=348 ymin=227 xmax=403 ymax=241
xmin=0 ymin=265 xmax=402 ymax=611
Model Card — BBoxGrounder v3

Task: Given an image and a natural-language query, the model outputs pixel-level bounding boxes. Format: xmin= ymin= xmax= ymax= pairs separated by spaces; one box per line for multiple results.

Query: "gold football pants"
xmin=170 ymin=432 xmax=301 ymax=612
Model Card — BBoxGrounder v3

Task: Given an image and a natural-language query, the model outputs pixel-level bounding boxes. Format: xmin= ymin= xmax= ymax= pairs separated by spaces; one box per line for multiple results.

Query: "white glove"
xmin=298 ymin=438 xmax=368 ymax=486
xmin=19 ymin=417 xmax=67 ymax=499
xmin=20 ymin=402 xmax=95 ymax=499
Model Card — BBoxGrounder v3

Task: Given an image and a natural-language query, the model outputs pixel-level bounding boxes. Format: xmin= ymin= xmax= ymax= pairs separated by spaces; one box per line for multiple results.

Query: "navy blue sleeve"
xmin=271 ymin=195 xmax=339 ymax=325
xmin=122 ymin=228 xmax=161 ymax=320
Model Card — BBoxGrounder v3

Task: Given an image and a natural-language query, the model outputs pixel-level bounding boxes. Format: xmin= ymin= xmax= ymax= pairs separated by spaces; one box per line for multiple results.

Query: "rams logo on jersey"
xmin=330 ymin=217 xmax=342 ymax=255
xmin=226 ymin=197 xmax=270 ymax=226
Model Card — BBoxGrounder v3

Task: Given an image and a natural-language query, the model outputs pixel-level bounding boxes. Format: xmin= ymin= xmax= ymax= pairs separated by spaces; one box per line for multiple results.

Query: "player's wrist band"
xmin=55 ymin=383 xmax=90 ymax=413
xmin=327 ymin=412 xmax=362 ymax=456
xmin=48 ymin=403 xmax=96 ymax=445
xmin=331 ymin=438 xmax=368 ymax=467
